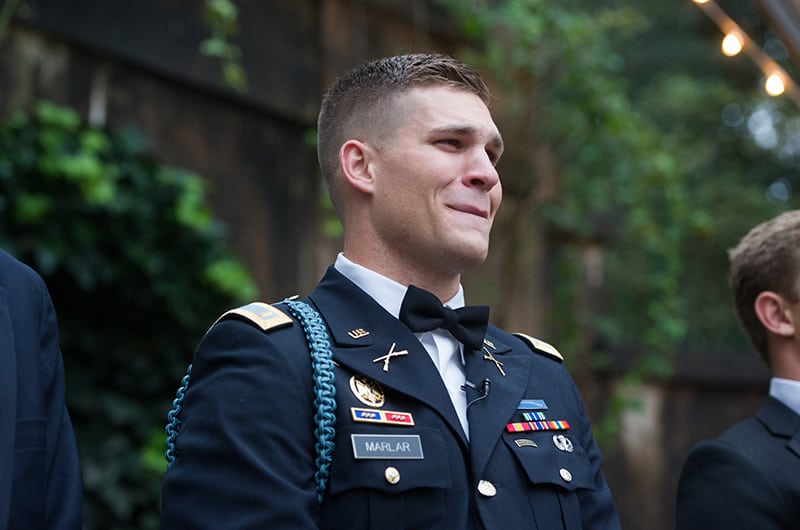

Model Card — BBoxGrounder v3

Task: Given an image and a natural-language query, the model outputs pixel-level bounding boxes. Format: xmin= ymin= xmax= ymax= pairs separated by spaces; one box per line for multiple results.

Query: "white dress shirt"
xmin=334 ymin=253 xmax=470 ymax=437
xmin=769 ymin=377 xmax=800 ymax=417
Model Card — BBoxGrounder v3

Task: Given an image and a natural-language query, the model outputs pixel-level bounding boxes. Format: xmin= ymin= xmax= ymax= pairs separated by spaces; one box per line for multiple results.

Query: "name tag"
xmin=351 ymin=434 xmax=424 ymax=459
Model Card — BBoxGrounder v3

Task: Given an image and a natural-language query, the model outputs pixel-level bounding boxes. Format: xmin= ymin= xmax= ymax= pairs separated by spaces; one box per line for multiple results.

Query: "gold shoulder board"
xmin=214 ymin=302 xmax=293 ymax=332
xmin=513 ymin=333 xmax=564 ymax=363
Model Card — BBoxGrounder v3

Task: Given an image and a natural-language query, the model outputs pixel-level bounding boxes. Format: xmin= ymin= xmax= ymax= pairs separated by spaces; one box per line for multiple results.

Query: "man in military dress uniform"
xmin=161 ymin=53 xmax=620 ymax=529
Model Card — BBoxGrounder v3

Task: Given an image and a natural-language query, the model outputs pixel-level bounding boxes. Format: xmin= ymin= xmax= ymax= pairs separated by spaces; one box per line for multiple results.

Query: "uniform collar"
xmin=334 ymin=253 xmax=465 ymax=318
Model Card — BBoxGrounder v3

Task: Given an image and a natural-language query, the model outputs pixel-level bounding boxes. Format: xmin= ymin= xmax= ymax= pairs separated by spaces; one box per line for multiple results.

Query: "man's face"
xmin=367 ymin=85 xmax=503 ymax=278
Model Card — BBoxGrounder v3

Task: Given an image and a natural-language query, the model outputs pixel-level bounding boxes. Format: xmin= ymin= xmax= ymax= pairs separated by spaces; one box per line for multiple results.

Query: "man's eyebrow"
xmin=430 ymin=125 xmax=504 ymax=151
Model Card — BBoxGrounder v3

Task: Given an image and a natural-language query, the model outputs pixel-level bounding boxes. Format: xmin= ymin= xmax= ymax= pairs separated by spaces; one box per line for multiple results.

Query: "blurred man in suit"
xmin=0 ymin=249 xmax=82 ymax=529
xmin=676 ymin=210 xmax=800 ymax=529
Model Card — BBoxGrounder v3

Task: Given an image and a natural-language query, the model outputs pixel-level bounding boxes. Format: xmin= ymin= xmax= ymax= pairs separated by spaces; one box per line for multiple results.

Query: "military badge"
xmin=349 ymin=374 xmax=385 ymax=408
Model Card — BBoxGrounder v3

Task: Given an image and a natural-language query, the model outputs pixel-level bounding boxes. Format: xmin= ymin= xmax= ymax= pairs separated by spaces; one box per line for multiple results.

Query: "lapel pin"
xmin=372 ymin=342 xmax=409 ymax=372
xmin=348 ymin=328 xmax=370 ymax=339
xmin=349 ymin=375 xmax=385 ymax=408
xmin=553 ymin=434 xmax=574 ymax=452
xmin=482 ymin=347 xmax=506 ymax=376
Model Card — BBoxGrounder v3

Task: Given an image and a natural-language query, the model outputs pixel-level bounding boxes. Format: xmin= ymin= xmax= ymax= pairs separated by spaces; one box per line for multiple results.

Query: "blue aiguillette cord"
xmin=164 ymin=299 xmax=337 ymax=504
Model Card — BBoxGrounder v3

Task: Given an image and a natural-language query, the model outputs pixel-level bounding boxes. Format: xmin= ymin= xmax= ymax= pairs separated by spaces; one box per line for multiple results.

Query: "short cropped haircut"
xmin=317 ymin=53 xmax=491 ymax=216
xmin=728 ymin=209 xmax=800 ymax=362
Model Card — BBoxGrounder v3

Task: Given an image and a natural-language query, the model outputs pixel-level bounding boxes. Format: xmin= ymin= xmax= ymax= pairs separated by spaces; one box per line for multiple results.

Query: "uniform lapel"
xmin=308 ymin=267 xmax=467 ymax=444
xmin=465 ymin=330 xmax=531 ymax=477
xmin=758 ymin=396 xmax=800 ymax=460
xmin=0 ymin=285 xmax=17 ymax=529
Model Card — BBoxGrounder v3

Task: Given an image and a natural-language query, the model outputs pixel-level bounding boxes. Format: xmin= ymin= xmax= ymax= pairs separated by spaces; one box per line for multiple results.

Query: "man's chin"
xmin=449 ymin=244 xmax=489 ymax=272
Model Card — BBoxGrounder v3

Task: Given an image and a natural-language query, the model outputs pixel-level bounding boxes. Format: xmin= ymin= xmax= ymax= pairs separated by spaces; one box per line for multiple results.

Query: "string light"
xmin=692 ymin=0 xmax=800 ymax=107
xmin=765 ymin=73 xmax=785 ymax=96
xmin=721 ymin=33 xmax=743 ymax=56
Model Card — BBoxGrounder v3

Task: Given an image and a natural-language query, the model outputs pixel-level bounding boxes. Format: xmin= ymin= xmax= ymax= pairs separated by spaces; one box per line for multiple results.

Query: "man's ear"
xmin=754 ymin=291 xmax=796 ymax=337
xmin=339 ymin=140 xmax=375 ymax=195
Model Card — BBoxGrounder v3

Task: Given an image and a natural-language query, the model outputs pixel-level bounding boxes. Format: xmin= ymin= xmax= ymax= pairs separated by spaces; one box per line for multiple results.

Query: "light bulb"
xmin=721 ymin=33 xmax=743 ymax=56
xmin=765 ymin=73 xmax=785 ymax=96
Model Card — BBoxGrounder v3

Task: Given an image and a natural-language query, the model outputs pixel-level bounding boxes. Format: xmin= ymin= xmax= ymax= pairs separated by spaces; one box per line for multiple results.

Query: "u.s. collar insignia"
xmin=350 ymin=374 xmax=385 ymax=408
xmin=348 ymin=328 xmax=370 ymax=339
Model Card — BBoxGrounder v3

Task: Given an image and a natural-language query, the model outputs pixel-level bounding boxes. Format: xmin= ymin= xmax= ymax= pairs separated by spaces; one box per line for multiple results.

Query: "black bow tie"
xmin=398 ymin=285 xmax=489 ymax=350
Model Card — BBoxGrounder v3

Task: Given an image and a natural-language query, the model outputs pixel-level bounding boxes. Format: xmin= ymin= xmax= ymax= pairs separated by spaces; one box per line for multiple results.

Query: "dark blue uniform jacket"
xmin=161 ymin=266 xmax=620 ymax=529
xmin=676 ymin=396 xmax=800 ymax=529
xmin=0 ymin=250 xmax=83 ymax=529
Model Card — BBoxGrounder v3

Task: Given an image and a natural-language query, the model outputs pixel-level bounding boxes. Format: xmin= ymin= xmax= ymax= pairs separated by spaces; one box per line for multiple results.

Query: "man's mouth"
xmin=448 ymin=203 xmax=489 ymax=219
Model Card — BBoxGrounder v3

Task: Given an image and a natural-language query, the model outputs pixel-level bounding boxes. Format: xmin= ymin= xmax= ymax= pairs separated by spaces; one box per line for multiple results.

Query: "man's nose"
xmin=463 ymin=150 xmax=500 ymax=190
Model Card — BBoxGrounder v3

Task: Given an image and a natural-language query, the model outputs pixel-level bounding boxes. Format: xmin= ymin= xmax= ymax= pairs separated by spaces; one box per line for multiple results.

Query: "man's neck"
xmin=769 ymin=341 xmax=800 ymax=381
xmin=341 ymin=250 xmax=462 ymax=302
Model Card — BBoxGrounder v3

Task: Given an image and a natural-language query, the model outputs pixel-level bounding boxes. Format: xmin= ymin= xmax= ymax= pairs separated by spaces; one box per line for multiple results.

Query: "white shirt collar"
xmin=333 ymin=253 xmax=465 ymax=317
xmin=769 ymin=377 xmax=800 ymax=417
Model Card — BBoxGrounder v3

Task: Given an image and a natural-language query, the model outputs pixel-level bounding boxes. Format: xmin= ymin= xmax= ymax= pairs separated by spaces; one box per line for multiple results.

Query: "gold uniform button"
xmin=477 ymin=480 xmax=497 ymax=497
xmin=559 ymin=468 xmax=573 ymax=483
xmin=384 ymin=466 xmax=400 ymax=485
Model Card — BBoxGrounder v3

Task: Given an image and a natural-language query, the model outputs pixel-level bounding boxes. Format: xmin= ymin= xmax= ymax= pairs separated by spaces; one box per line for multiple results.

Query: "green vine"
xmin=200 ymin=0 xmax=247 ymax=92
xmin=0 ymin=101 xmax=257 ymax=529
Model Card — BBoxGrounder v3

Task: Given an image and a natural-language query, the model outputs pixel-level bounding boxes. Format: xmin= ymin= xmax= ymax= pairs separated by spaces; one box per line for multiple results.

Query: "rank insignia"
xmin=351 ymin=407 xmax=415 ymax=426
xmin=350 ymin=375 xmax=385 ymax=408
xmin=517 ymin=399 xmax=548 ymax=411
xmin=505 ymin=420 xmax=570 ymax=432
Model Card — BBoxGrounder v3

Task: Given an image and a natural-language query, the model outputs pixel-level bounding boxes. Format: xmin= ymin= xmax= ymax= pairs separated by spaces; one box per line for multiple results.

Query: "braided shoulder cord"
xmin=284 ymin=299 xmax=337 ymax=504
xmin=165 ymin=364 xmax=192 ymax=466
xmin=162 ymin=300 xmax=337 ymax=504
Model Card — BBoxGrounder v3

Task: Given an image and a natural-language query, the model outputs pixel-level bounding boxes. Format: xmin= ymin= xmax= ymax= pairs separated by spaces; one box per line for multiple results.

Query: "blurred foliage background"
xmin=0 ymin=101 xmax=256 ymax=528
xmin=1 ymin=0 xmax=799 ymax=528
xmin=443 ymin=0 xmax=800 ymax=366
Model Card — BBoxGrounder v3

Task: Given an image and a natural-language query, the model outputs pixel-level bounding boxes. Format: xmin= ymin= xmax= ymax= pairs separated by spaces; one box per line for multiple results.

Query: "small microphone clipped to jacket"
xmin=463 ymin=378 xmax=491 ymax=407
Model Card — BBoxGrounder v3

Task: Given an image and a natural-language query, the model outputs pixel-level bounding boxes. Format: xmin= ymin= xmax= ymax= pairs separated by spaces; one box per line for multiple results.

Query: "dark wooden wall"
xmin=0 ymin=0 xmax=460 ymax=298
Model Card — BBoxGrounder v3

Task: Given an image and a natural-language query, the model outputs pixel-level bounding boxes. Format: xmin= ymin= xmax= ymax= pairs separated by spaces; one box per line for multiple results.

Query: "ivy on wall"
xmin=0 ymin=101 xmax=257 ymax=529
xmin=200 ymin=0 xmax=248 ymax=92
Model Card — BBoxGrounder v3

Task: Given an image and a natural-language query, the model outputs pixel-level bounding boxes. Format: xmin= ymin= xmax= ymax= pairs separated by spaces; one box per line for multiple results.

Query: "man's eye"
xmin=439 ymin=139 xmax=462 ymax=148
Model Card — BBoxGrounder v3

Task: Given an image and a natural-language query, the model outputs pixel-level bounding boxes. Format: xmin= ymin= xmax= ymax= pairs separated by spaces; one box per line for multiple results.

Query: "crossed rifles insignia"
xmin=482 ymin=342 xmax=506 ymax=376
xmin=372 ymin=342 xmax=408 ymax=372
